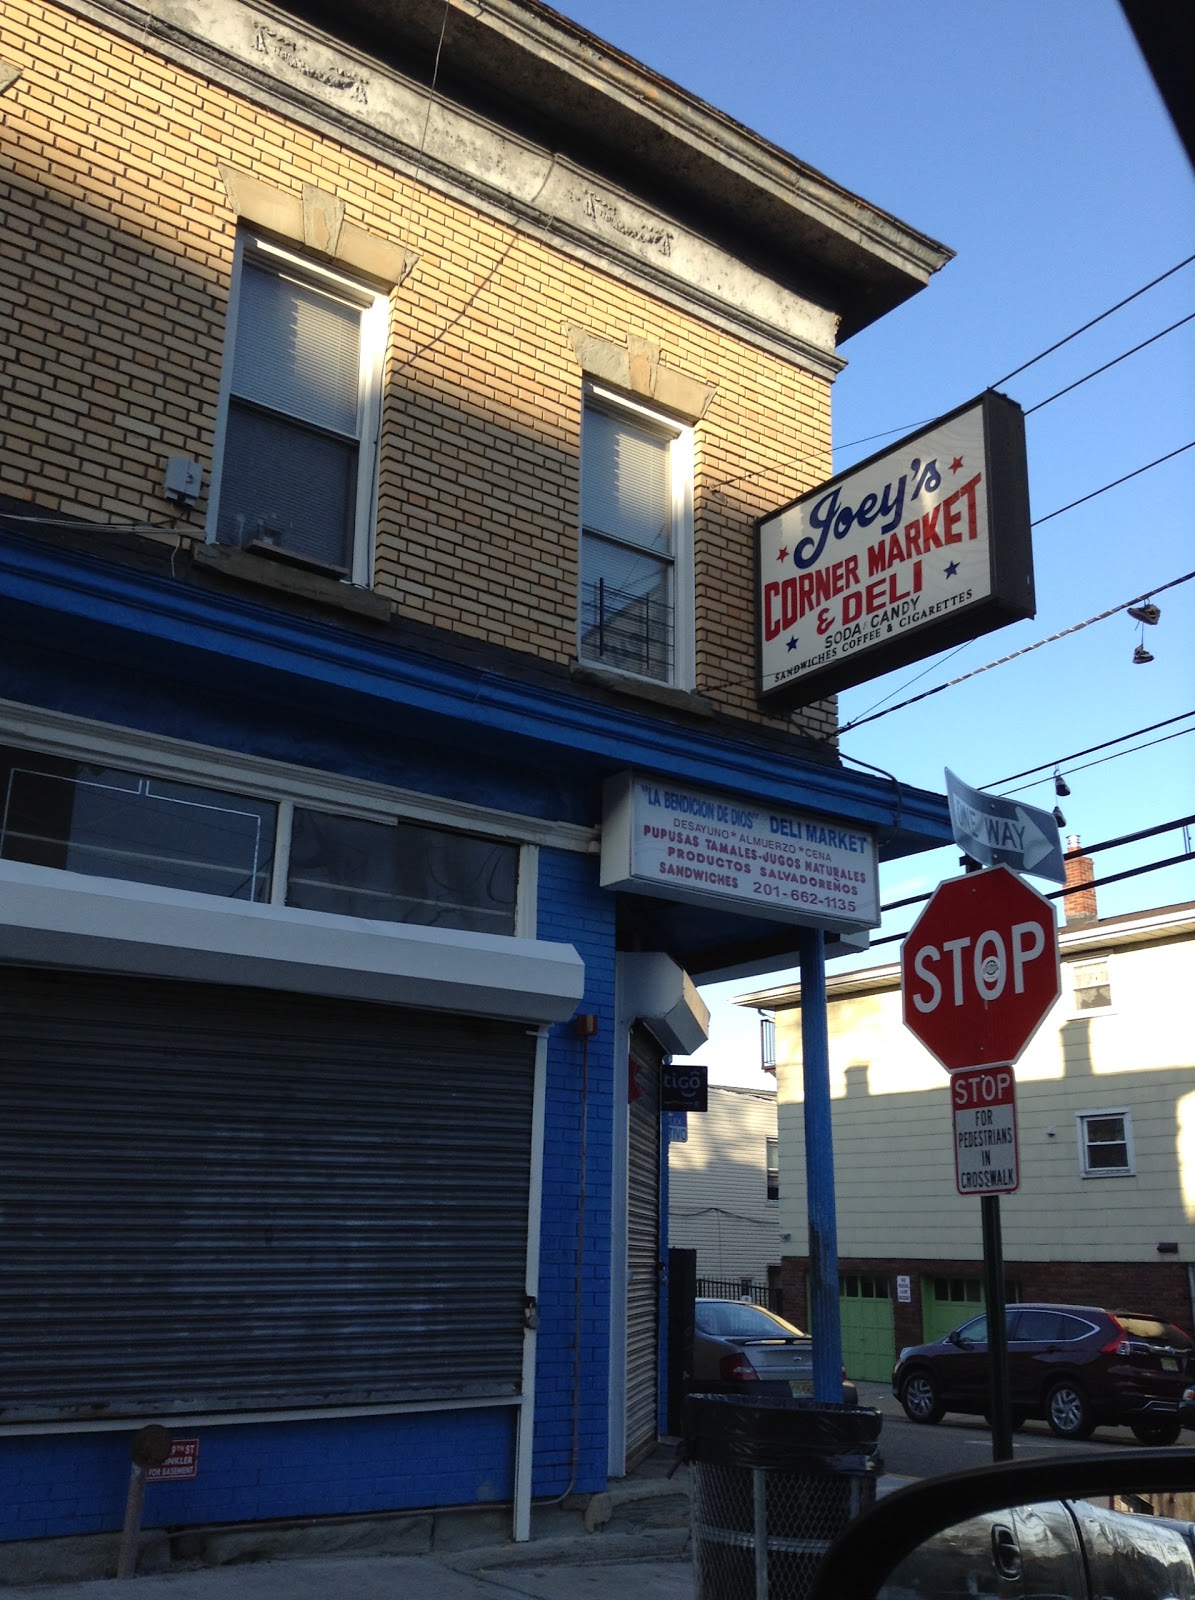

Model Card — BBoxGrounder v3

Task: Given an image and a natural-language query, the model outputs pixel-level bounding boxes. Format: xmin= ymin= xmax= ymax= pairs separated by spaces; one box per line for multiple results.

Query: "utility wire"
xmin=867 ymin=847 xmax=1193 ymax=950
xmin=0 ymin=510 xmax=184 ymax=534
xmin=984 ymin=710 xmax=1195 ymax=788
xmin=990 ymin=254 xmax=1195 ymax=387
xmin=839 ymin=568 xmax=1195 ymax=735
xmin=1001 ymin=725 xmax=1195 ymax=796
xmin=1024 ymin=311 xmax=1195 ymax=416
xmin=870 ymin=850 xmax=1195 ymax=949
xmin=833 ymin=254 xmax=1195 ymax=455
xmin=880 ymin=815 xmax=1195 ymax=914
xmin=1033 ymin=440 xmax=1195 ymax=525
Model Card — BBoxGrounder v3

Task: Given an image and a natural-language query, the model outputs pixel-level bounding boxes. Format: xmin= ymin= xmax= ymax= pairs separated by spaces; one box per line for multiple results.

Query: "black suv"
xmin=893 ymin=1303 xmax=1193 ymax=1444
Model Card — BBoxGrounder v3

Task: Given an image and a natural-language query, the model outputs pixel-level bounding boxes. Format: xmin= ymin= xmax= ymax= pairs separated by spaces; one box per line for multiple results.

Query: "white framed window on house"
xmin=765 ymin=1136 xmax=779 ymax=1202
xmin=207 ymin=235 xmax=387 ymax=585
xmin=578 ymin=385 xmax=693 ymax=687
xmin=1070 ymin=957 xmax=1113 ymax=1012
xmin=1076 ymin=1109 xmax=1134 ymax=1177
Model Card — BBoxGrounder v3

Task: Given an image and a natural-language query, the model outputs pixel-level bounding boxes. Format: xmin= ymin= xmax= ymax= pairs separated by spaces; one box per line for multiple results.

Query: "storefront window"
xmin=0 ymin=746 xmax=275 ymax=901
xmin=287 ymin=808 xmax=518 ymax=934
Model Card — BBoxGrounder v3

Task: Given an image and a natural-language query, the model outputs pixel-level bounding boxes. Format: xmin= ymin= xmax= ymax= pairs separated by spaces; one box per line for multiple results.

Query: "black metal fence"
xmin=697 ymin=1277 xmax=781 ymax=1313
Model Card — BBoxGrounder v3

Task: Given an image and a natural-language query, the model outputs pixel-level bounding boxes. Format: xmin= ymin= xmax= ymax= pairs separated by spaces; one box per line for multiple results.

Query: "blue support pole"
xmin=799 ymin=925 xmax=844 ymax=1402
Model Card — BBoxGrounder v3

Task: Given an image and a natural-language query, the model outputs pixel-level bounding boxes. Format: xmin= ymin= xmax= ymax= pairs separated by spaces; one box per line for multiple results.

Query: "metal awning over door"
xmin=0 ymin=967 xmax=537 ymax=1422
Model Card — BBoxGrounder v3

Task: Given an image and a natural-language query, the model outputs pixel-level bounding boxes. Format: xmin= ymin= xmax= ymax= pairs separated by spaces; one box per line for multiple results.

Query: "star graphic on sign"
xmin=950 ymin=455 xmax=964 ymax=472
xmin=945 ymin=560 xmax=959 ymax=577
xmin=786 ymin=635 xmax=799 ymax=651
xmin=777 ymin=547 xmax=789 ymax=562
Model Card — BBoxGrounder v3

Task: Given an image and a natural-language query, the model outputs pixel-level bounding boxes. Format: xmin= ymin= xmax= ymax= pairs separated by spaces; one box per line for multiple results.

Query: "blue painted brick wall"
xmin=0 ymin=1409 xmax=515 ymax=1542
xmin=0 ymin=601 xmax=629 ymax=1539
xmin=0 ymin=846 xmax=619 ymax=1543
xmin=533 ymin=847 xmax=616 ymax=1496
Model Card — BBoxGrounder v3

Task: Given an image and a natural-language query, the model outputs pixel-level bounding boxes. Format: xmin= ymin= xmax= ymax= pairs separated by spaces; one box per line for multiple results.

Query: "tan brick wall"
xmin=0 ymin=0 xmax=837 ymax=740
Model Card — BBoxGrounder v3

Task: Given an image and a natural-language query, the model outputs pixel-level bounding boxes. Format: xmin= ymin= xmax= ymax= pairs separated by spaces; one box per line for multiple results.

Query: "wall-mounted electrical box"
xmin=163 ymin=456 xmax=204 ymax=506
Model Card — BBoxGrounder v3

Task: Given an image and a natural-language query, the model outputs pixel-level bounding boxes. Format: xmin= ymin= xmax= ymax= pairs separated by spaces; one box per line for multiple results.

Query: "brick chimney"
xmin=1063 ymin=834 xmax=1097 ymax=926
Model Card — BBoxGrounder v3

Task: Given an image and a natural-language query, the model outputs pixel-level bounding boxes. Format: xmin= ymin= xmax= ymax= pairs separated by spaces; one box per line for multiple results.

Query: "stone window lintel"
xmin=218 ymin=165 xmax=417 ymax=289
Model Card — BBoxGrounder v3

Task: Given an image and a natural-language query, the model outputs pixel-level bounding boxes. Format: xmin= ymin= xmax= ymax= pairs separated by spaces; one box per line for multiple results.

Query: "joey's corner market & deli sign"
xmin=601 ymin=771 xmax=879 ymax=935
xmin=755 ymin=390 xmax=1033 ymax=710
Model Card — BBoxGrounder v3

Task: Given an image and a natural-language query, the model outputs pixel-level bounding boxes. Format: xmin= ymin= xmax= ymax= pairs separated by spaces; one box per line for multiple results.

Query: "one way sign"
xmin=945 ymin=769 xmax=1066 ymax=885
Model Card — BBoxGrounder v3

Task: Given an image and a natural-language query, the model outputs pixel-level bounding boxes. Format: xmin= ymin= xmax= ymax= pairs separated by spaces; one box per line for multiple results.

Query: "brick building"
xmin=0 ymin=0 xmax=952 ymax=1570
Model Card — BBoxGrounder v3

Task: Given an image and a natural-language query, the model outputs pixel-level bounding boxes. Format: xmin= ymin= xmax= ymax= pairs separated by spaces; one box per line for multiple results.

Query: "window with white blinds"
xmin=579 ymin=389 xmax=692 ymax=686
xmin=210 ymin=238 xmax=386 ymax=583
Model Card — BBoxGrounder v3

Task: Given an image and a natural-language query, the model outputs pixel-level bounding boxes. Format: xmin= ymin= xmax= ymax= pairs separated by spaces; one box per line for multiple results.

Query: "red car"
xmin=893 ymin=1303 xmax=1193 ymax=1444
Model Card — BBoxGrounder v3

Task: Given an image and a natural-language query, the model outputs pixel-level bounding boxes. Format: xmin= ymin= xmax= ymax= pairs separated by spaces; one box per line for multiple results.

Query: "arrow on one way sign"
xmin=945 ymin=769 xmax=1066 ymax=884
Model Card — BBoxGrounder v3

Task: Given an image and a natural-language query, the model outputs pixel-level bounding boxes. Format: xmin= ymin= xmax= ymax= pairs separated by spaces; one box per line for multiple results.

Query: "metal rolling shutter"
xmin=625 ymin=1032 xmax=661 ymax=1463
xmin=0 ymin=967 xmax=535 ymax=1422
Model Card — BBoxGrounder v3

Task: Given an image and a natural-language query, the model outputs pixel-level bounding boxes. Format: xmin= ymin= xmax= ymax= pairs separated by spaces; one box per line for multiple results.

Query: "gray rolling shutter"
xmin=625 ymin=1032 xmax=661 ymax=1463
xmin=0 ymin=968 xmax=535 ymax=1422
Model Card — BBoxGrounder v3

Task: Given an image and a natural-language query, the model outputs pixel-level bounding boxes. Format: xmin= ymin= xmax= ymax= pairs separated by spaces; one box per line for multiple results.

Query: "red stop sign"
xmin=901 ymin=865 xmax=1059 ymax=1072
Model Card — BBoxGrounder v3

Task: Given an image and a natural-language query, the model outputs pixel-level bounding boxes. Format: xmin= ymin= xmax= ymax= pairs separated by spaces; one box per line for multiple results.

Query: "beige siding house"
xmin=745 ymin=861 xmax=1195 ymax=1380
xmin=669 ymin=1085 xmax=781 ymax=1293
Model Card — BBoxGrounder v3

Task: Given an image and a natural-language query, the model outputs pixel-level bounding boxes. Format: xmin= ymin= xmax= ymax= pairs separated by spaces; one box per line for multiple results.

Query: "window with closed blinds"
xmin=212 ymin=241 xmax=385 ymax=580
xmin=579 ymin=394 xmax=689 ymax=685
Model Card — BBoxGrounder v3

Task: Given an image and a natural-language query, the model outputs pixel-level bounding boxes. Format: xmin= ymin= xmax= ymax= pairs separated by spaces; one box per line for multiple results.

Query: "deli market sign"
xmin=600 ymin=772 xmax=879 ymax=933
xmin=756 ymin=391 xmax=1033 ymax=709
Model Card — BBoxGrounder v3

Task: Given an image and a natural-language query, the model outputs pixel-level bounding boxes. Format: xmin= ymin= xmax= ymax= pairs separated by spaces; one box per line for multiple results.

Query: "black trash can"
xmin=684 ymin=1393 xmax=882 ymax=1600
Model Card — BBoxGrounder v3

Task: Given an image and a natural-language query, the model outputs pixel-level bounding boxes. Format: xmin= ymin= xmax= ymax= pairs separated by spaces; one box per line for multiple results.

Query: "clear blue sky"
xmin=553 ymin=0 xmax=1195 ymax=1082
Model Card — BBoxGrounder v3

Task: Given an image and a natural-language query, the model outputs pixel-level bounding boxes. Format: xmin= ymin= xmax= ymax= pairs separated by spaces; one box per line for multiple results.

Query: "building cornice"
xmin=57 ymin=0 xmax=948 ymax=367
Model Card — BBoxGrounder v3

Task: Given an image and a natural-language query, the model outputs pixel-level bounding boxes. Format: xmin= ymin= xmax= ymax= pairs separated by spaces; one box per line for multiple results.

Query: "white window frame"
xmin=206 ymin=233 xmax=387 ymax=587
xmin=578 ymin=383 xmax=694 ymax=690
xmin=1069 ymin=955 xmax=1114 ymax=1014
xmin=765 ymin=1135 xmax=779 ymax=1202
xmin=0 ymin=703 xmax=607 ymax=944
xmin=1076 ymin=1108 xmax=1134 ymax=1178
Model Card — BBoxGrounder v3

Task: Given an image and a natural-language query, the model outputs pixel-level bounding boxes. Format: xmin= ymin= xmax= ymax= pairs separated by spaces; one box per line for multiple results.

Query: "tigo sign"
xmin=756 ymin=392 xmax=1032 ymax=708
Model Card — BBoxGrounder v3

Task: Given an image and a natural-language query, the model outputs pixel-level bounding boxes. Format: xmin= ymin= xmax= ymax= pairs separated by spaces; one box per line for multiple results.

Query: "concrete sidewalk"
xmin=3 ymin=1535 xmax=696 ymax=1599
xmin=1 ymin=1469 xmax=695 ymax=1600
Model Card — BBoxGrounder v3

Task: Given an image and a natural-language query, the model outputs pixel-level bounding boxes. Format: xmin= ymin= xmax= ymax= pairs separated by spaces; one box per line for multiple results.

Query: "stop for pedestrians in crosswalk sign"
xmin=952 ymin=1066 xmax=1019 ymax=1195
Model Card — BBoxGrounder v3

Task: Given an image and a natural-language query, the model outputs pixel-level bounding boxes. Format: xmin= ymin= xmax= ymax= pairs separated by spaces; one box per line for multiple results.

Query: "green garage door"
xmin=839 ymin=1274 xmax=894 ymax=1381
xmin=922 ymin=1275 xmax=1021 ymax=1345
xmin=922 ymin=1277 xmax=985 ymax=1344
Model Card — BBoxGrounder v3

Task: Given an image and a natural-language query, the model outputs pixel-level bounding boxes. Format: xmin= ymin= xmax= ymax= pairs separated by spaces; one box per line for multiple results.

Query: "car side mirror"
xmin=805 ymin=1449 xmax=1195 ymax=1600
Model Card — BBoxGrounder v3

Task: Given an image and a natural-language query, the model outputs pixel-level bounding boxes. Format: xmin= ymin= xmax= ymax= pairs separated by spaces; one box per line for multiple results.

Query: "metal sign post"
xmin=901 ymin=859 xmax=1060 ymax=1465
xmin=982 ymin=1195 xmax=1013 ymax=1461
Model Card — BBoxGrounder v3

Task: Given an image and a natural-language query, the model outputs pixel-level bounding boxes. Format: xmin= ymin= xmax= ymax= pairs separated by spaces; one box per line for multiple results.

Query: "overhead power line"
xmin=834 ymin=254 xmax=1195 ymax=455
xmin=867 ymin=846 xmax=1195 ymax=951
xmin=984 ymin=709 xmax=1195 ymax=788
xmin=1033 ymin=440 xmax=1195 ymax=526
xmin=839 ymin=568 xmax=1195 ymax=735
xmin=881 ymin=814 xmax=1195 ymax=915
xmin=1023 ymin=311 xmax=1195 ymax=416
xmin=1001 ymin=725 xmax=1195 ymax=796
xmin=990 ymin=254 xmax=1195 ymax=388
xmin=869 ymin=816 xmax=1195 ymax=947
